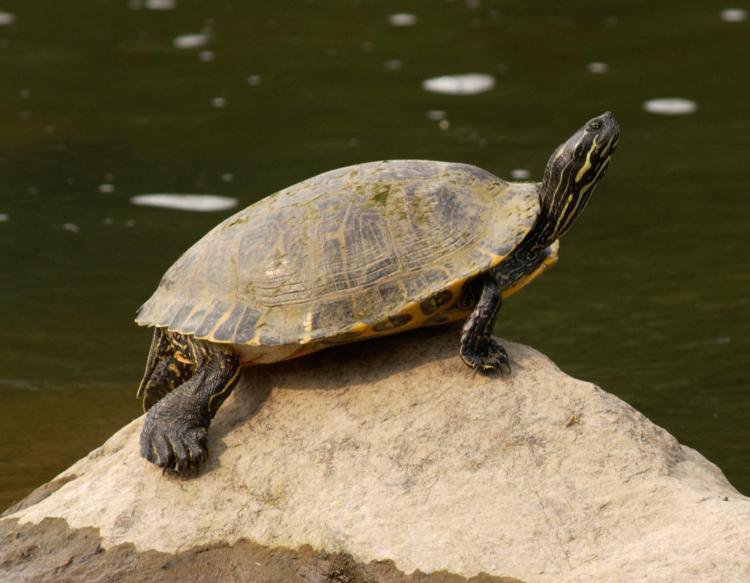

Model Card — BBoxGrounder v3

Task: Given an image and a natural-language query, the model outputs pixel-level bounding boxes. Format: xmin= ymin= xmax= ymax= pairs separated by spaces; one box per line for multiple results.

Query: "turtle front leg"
xmin=459 ymin=273 xmax=510 ymax=374
xmin=140 ymin=342 xmax=240 ymax=474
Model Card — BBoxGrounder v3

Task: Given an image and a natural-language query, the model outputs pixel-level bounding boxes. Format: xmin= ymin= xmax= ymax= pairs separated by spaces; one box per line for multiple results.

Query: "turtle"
xmin=135 ymin=112 xmax=620 ymax=474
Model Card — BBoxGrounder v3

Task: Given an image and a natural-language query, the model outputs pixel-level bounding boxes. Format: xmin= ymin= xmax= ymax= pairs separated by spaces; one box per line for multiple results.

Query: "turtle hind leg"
xmin=459 ymin=274 xmax=510 ymax=375
xmin=137 ymin=328 xmax=197 ymax=411
xmin=139 ymin=339 xmax=240 ymax=474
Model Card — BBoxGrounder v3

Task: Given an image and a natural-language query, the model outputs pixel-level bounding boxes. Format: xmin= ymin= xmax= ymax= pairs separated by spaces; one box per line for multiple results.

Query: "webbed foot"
xmin=460 ymin=337 xmax=511 ymax=375
xmin=137 ymin=337 xmax=240 ymax=477
xmin=140 ymin=401 xmax=209 ymax=475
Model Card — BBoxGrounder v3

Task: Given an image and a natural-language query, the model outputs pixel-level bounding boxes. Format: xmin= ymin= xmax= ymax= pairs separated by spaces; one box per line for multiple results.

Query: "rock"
xmin=2 ymin=325 xmax=749 ymax=583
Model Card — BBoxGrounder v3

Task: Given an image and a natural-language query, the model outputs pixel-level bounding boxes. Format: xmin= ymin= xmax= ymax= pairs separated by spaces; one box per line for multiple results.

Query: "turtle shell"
xmin=136 ymin=160 xmax=543 ymax=359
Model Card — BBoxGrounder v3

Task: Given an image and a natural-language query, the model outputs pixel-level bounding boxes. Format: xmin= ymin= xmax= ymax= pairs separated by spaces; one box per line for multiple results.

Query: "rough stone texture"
xmin=0 ymin=517 xmax=518 ymax=583
xmin=2 ymin=325 xmax=750 ymax=582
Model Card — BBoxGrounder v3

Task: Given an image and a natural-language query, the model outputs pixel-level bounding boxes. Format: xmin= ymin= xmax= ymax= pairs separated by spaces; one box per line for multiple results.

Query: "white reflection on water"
xmin=426 ymin=110 xmax=446 ymax=120
xmin=130 ymin=0 xmax=177 ymax=9
xmin=131 ymin=194 xmax=238 ymax=212
xmin=587 ymin=62 xmax=609 ymax=74
xmin=0 ymin=12 xmax=15 ymax=26
xmin=605 ymin=16 xmax=618 ymax=27
xmin=389 ymin=13 xmax=417 ymax=26
xmin=62 ymin=223 xmax=80 ymax=233
xmin=511 ymin=169 xmax=531 ymax=180
xmin=422 ymin=73 xmax=495 ymax=95
xmin=643 ymin=98 xmax=698 ymax=115
xmin=211 ymin=97 xmax=226 ymax=108
xmin=174 ymin=33 xmax=209 ymax=49
xmin=0 ymin=378 xmax=38 ymax=391
xmin=720 ymin=8 xmax=747 ymax=22
xmin=0 ymin=213 xmax=9 ymax=222
xmin=146 ymin=0 xmax=177 ymax=9
xmin=247 ymin=74 xmax=262 ymax=86
xmin=383 ymin=59 xmax=402 ymax=71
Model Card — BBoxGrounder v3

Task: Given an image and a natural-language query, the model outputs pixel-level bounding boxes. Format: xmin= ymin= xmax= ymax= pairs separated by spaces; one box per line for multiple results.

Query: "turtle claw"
xmin=461 ymin=338 xmax=511 ymax=376
xmin=140 ymin=407 xmax=209 ymax=476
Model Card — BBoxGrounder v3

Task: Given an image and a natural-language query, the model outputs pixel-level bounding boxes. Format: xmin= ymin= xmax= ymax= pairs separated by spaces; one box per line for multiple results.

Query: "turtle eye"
xmin=588 ymin=120 xmax=602 ymax=131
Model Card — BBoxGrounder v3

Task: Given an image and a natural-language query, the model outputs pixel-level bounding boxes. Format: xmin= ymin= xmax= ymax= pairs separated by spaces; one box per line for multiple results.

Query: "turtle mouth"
xmin=600 ymin=113 xmax=620 ymax=149
xmin=595 ymin=117 xmax=620 ymax=160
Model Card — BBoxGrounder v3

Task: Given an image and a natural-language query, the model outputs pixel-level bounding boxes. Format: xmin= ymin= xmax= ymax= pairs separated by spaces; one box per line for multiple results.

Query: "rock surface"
xmin=2 ymin=325 xmax=750 ymax=582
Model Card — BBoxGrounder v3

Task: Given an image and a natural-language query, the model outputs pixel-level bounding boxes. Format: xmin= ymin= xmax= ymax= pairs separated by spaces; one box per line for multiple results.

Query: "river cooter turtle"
xmin=135 ymin=112 xmax=620 ymax=474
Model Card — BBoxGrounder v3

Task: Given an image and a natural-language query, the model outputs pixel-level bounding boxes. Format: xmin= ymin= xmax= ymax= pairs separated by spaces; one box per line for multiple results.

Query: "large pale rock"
xmin=2 ymin=325 xmax=750 ymax=582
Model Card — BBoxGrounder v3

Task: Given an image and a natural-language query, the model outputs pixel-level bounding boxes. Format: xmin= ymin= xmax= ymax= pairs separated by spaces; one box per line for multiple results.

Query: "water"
xmin=1 ymin=0 xmax=748 ymax=510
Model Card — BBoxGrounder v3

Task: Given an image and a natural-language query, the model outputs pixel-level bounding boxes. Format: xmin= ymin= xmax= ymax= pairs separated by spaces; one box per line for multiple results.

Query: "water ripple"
xmin=131 ymin=194 xmax=238 ymax=212
xmin=422 ymin=73 xmax=495 ymax=95
xmin=146 ymin=0 xmax=177 ymax=9
xmin=174 ymin=33 xmax=209 ymax=49
xmin=643 ymin=97 xmax=697 ymax=115
xmin=389 ymin=13 xmax=417 ymax=27
xmin=587 ymin=62 xmax=609 ymax=74
xmin=720 ymin=8 xmax=747 ymax=22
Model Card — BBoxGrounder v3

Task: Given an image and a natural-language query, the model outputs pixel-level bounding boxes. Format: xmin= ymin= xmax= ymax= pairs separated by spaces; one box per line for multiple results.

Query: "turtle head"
xmin=539 ymin=111 xmax=620 ymax=241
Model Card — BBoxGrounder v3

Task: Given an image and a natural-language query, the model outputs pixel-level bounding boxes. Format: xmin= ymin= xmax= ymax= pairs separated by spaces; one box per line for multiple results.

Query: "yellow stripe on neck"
xmin=575 ymin=136 xmax=598 ymax=183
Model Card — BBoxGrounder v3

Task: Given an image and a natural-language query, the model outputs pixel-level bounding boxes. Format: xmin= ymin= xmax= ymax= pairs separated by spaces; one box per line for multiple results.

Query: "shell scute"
xmin=195 ymin=301 xmax=230 ymax=338
xmin=231 ymin=307 xmax=262 ymax=344
xmin=211 ymin=304 xmax=245 ymax=341
xmin=420 ymin=289 xmax=454 ymax=316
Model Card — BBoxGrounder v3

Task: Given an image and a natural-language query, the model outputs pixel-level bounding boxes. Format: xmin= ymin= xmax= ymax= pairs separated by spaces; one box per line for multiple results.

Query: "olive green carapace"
xmin=135 ymin=161 xmax=541 ymax=360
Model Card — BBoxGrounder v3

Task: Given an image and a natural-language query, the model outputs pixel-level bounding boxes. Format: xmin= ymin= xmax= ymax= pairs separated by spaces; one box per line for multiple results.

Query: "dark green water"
xmin=1 ymin=0 xmax=749 ymax=510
